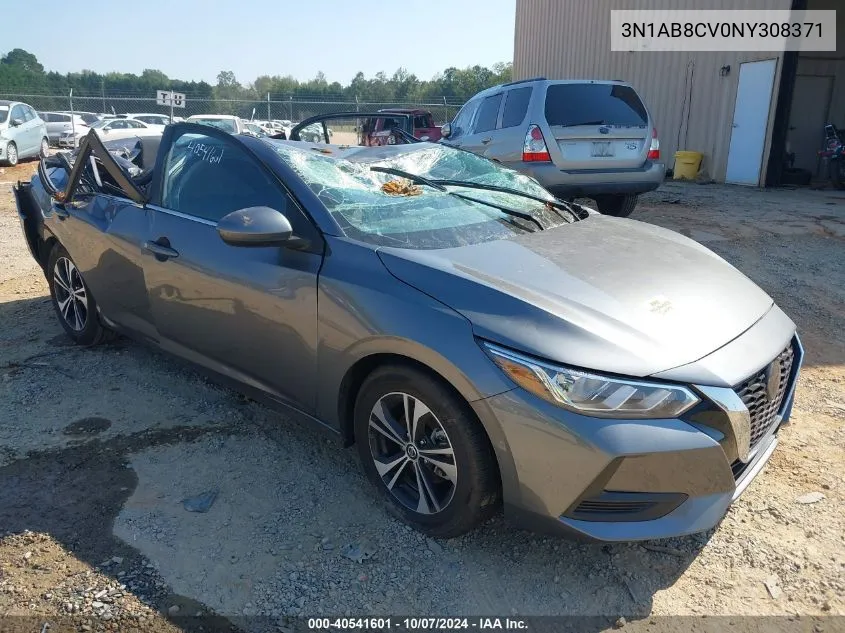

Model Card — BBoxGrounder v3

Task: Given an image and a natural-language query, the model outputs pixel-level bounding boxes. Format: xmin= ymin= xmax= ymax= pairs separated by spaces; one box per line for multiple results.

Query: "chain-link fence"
xmin=0 ymin=91 xmax=465 ymax=125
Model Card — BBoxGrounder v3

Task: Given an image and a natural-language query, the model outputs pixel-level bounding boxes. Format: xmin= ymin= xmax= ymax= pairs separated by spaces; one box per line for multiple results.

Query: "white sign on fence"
xmin=156 ymin=90 xmax=186 ymax=108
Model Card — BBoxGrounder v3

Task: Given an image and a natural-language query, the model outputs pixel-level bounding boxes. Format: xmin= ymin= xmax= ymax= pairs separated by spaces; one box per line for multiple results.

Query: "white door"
xmin=786 ymin=75 xmax=833 ymax=175
xmin=725 ymin=59 xmax=778 ymax=186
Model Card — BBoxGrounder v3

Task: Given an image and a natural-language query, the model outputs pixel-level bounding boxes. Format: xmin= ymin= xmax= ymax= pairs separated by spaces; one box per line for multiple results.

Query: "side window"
xmin=10 ymin=105 xmax=25 ymax=122
xmin=501 ymin=87 xmax=532 ymax=129
xmin=126 ymin=120 xmax=144 ymax=128
xmin=472 ymin=94 xmax=503 ymax=134
xmin=450 ymin=99 xmax=481 ymax=138
xmin=161 ymin=132 xmax=290 ymax=224
xmin=24 ymin=106 xmax=37 ymax=121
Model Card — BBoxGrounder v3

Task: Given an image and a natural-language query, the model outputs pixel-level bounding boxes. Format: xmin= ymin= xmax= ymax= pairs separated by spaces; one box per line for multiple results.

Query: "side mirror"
xmin=440 ymin=122 xmax=452 ymax=138
xmin=217 ymin=206 xmax=295 ymax=247
xmin=10 ymin=118 xmax=24 ymax=127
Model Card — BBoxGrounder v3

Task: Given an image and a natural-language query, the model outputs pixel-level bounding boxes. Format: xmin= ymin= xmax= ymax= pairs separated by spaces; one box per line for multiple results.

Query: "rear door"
xmin=143 ymin=127 xmax=324 ymax=413
xmin=543 ymin=82 xmax=650 ymax=170
xmin=483 ymin=86 xmax=533 ymax=164
xmin=44 ymin=184 xmax=155 ymax=341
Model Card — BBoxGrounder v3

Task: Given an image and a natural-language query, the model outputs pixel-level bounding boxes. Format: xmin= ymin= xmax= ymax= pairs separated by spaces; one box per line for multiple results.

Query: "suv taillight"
xmin=647 ymin=127 xmax=660 ymax=160
xmin=523 ymin=124 xmax=551 ymax=162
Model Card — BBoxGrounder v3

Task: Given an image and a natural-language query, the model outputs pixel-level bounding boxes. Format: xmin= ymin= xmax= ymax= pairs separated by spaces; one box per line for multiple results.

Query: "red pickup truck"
xmin=360 ymin=109 xmax=442 ymax=146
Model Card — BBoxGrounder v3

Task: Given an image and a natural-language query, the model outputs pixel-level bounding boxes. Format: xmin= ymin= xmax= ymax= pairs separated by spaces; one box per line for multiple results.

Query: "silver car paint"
xmin=0 ymin=100 xmax=47 ymax=162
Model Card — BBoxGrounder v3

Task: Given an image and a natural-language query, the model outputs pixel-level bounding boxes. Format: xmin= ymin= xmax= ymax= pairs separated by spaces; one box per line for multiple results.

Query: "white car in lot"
xmin=185 ymin=114 xmax=247 ymax=134
xmin=121 ymin=113 xmax=170 ymax=128
xmin=59 ymin=118 xmax=160 ymax=148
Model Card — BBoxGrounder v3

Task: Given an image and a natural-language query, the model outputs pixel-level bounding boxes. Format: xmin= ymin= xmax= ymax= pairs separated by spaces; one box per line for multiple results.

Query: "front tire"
xmin=47 ymin=244 xmax=112 ymax=346
xmin=354 ymin=364 xmax=500 ymax=538
xmin=4 ymin=142 xmax=18 ymax=167
xmin=39 ymin=137 xmax=49 ymax=158
xmin=594 ymin=193 xmax=638 ymax=217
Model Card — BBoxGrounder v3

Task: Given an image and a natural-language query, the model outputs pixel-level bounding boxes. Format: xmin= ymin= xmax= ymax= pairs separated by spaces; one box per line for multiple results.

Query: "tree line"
xmin=0 ymin=48 xmax=512 ymax=104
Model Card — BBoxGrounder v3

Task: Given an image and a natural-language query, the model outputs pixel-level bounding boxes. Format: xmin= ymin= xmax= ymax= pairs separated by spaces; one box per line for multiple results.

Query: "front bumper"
xmin=509 ymin=160 xmax=666 ymax=198
xmin=471 ymin=336 xmax=803 ymax=542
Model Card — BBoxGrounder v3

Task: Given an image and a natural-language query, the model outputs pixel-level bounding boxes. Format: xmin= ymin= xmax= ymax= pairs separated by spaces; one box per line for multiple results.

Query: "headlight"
xmin=482 ymin=342 xmax=699 ymax=419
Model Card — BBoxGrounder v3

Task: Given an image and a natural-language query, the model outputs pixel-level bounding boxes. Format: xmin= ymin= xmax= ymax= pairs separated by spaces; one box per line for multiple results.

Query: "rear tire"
xmin=47 ymin=244 xmax=113 ymax=346
xmin=353 ymin=364 xmax=500 ymax=538
xmin=594 ymin=193 xmax=638 ymax=217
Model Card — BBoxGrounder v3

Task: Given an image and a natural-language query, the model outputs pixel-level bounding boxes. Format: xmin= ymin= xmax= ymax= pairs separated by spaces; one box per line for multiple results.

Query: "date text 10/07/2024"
xmin=307 ymin=617 xmax=529 ymax=630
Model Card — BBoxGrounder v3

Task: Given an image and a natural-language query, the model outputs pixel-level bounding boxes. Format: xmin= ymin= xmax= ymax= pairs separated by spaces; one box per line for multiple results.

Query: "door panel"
xmin=726 ymin=59 xmax=778 ymax=186
xmin=787 ymin=75 xmax=833 ymax=175
xmin=143 ymin=126 xmax=323 ymax=413
xmin=143 ymin=208 xmax=322 ymax=412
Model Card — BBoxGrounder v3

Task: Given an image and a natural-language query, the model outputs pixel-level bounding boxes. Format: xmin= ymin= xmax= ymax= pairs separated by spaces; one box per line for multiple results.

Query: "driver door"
xmin=143 ymin=127 xmax=324 ymax=413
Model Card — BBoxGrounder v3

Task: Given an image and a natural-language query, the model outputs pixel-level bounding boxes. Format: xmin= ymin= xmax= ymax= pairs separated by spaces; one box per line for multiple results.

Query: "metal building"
xmin=514 ymin=0 xmax=845 ymax=186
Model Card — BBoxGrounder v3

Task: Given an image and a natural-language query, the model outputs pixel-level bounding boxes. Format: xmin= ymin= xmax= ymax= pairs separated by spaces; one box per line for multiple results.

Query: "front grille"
xmin=735 ymin=344 xmax=795 ymax=450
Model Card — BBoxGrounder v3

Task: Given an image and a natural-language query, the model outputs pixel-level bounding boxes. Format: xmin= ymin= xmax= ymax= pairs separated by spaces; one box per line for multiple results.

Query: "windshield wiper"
xmin=561 ymin=119 xmax=608 ymax=127
xmin=371 ymin=166 xmax=544 ymax=231
xmin=428 ymin=179 xmax=581 ymax=222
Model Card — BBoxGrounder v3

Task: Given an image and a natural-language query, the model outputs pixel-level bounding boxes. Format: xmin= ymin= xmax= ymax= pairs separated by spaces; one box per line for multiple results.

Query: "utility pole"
xmin=101 ymin=79 xmax=106 ymax=113
xmin=267 ymin=92 xmax=271 ymax=122
xmin=70 ymin=89 xmax=77 ymax=148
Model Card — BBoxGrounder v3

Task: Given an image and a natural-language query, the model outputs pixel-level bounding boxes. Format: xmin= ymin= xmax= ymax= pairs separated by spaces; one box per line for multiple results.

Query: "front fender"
xmin=315 ymin=237 xmax=514 ymax=427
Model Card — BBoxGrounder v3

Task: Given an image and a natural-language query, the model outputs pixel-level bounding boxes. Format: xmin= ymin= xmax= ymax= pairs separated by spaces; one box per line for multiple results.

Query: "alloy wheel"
xmin=368 ymin=392 xmax=457 ymax=514
xmin=6 ymin=144 xmax=17 ymax=166
xmin=53 ymin=257 xmax=88 ymax=331
xmin=40 ymin=138 xmax=49 ymax=157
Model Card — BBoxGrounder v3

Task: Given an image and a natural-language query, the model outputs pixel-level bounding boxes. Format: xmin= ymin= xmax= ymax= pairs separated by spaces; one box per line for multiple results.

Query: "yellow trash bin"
xmin=673 ymin=150 xmax=703 ymax=180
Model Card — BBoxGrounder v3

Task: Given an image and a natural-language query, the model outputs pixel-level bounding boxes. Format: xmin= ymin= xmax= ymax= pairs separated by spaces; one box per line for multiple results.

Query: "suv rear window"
xmin=544 ymin=84 xmax=648 ymax=127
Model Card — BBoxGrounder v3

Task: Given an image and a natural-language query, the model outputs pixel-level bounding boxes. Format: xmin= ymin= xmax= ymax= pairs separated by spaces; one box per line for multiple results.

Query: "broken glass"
xmin=270 ymin=142 xmax=574 ymax=249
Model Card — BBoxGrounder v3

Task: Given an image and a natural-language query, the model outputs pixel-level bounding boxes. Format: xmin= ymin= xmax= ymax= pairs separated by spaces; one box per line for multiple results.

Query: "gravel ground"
xmin=0 ymin=160 xmax=843 ymax=632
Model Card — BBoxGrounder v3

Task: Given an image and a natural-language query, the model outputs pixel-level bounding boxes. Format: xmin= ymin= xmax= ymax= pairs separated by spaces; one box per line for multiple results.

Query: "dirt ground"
xmin=0 ymin=158 xmax=843 ymax=633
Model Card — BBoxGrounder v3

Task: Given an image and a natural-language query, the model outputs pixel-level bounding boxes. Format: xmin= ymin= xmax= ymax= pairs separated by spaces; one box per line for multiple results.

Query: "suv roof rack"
xmin=500 ymin=76 xmax=546 ymax=88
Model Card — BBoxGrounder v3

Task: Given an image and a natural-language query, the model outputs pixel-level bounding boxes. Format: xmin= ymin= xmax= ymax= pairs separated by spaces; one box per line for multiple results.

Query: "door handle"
xmin=481 ymin=137 xmax=492 ymax=144
xmin=143 ymin=238 xmax=179 ymax=261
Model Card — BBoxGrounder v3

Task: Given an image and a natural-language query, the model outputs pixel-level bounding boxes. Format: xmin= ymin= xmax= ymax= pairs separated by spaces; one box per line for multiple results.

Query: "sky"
xmin=4 ymin=0 xmax=516 ymax=86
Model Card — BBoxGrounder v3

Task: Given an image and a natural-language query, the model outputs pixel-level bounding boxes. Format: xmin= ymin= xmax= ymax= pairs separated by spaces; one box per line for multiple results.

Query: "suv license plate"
xmin=592 ymin=141 xmax=614 ymax=157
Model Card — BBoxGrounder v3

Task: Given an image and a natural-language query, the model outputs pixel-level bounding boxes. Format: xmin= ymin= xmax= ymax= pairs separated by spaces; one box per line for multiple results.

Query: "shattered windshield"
xmin=271 ymin=143 xmax=570 ymax=249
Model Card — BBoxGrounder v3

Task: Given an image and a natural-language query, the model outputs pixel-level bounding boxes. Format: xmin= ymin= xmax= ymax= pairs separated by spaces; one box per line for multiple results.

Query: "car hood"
xmin=377 ymin=215 xmax=774 ymax=378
